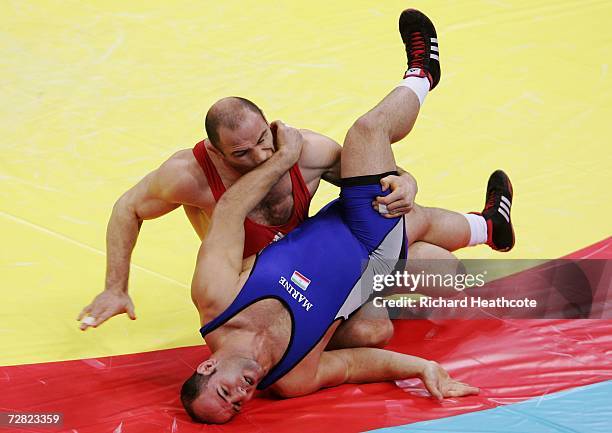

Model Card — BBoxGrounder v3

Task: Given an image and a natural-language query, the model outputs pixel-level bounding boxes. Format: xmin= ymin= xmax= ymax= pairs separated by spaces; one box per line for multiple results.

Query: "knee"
xmin=404 ymin=204 xmax=432 ymax=241
xmin=353 ymin=319 xmax=394 ymax=348
xmin=349 ymin=112 xmax=384 ymax=138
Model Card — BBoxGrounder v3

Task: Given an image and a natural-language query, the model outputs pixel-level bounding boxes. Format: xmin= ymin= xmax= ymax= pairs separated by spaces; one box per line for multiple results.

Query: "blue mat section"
xmin=368 ymin=381 xmax=612 ymax=433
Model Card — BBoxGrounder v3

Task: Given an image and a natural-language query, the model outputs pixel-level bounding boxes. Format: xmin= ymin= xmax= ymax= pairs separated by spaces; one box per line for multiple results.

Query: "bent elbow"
xmin=112 ymin=192 xmax=141 ymax=223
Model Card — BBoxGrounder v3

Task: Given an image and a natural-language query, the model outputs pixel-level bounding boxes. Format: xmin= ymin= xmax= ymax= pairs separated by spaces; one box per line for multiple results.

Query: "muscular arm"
xmin=319 ymin=349 xmax=429 ymax=386
xmin=79 ymin=155 xmax=198 ymax=329
xmin=298 ymin=130 xmax=343 ymax=189
xmin=278 ymin=348 xmax=478 ymax=400
xmin=105 ymin=170 xmax=182 ymax=292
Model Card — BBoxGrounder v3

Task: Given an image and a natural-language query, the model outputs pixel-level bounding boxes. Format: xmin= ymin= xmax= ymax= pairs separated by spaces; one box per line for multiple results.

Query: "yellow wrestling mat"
xmin=1 ymin=0 xmax=611 ymax=366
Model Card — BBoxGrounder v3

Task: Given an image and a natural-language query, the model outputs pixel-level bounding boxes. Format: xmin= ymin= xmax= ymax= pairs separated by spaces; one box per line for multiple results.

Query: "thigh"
xmin=340 ymin=180 xmax=407 ymax=255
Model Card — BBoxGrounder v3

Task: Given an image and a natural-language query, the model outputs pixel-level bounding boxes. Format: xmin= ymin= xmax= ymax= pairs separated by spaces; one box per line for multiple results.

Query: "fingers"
xmin=466 ymin=385 xmax=480 ymax=395
xmin=78 ymin=304 xmax=120 ymax=330
xmin=77 ymin=305 xmax=92 ymax=321
xmin=452 ymin=383 xmax=480 ymax=396
xmin=422 ymin=362 xmax=479 ymax=401
xmin=79 ymin=313 xmax=100 ymax=331
xmin=270 ymin=121 xmax=278 ymax=145
xmin=430 ymin=384 xmax=444 ymax=401
xmin=445 ymin=386 xmax=480 ymax=397
xmin=92 ymin=309 xmax=116 ymax=327
xmin=376 ymin=190 xmax=402 ymax=206
xmin=271 ymin=119 xmax=293 ymax=131
xmin=382 ymin=211 xmax=408 ymax=219
xmin=436 ymin=376 xmax=444 ymax=401
xmin=80 ymin=309 xmax=115 ymax=331
xmin=270 ymin=120 xmax=286 ymax=144
xmin=79 ymin=304 xmax=105 ymax=331
xmin=440 ymin=381 xmax=480 ymax=398
xmin=387 ymin=203 xmax=413 ymax=214
xmin=377 ymin=199 xmax=411 ymax=213
xmin=380 ymin=178 xmax=390 ymax=192
xmin=271 ymin=119 xmax=301 ymax=142
xmin=372 ymin=202 xmax=411 ymax=218
xmin=423 ymin=377 xmax=444 ymax=402
xmin=377 ymin=176 xmax=418 ymax=214
xmin=126 ymin=301 xmax=137 ymax=320
xmin=376 ymin=188 xmax=415 ymax=207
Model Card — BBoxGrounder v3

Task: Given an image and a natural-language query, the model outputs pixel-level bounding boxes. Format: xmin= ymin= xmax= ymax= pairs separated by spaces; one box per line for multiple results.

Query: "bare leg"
xmin=401 ymin=241 xmax=465 ymax=298
xmin=405 ymin=204 xmax=470 ymax=251
xmin=341 ymin=87 xmax=420 ymax=178
xmin=327 ymin=302 xmax=393 ymax=350
xmin=333 ymin=83 xmax=474 ymax=349
xmin=341 ymin=86 xmax=472 ymax=249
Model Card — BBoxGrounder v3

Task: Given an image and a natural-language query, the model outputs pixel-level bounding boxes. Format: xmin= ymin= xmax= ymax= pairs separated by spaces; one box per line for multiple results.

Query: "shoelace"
xmin=485 ymin=193 xmax=498 ymax=210
xmin=407 ymin=31 xmax=426 ymax=69
xmin=485 ymin=186 xmax=508 ymax=211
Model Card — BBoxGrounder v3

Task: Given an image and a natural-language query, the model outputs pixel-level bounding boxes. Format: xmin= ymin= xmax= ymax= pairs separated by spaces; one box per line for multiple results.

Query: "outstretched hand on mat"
xmin=420 ymin=361 xmax=480 ymax=401
xmin=77 ymin=290 xmax=136 ymax=331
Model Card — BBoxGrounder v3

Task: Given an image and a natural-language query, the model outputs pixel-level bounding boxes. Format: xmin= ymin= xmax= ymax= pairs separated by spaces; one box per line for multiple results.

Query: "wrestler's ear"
xmin=196 ymin=359 xmax=218 ymax=376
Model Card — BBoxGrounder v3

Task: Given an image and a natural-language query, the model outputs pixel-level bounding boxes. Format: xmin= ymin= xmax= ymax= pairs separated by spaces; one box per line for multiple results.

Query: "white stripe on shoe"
xmin=498 ymin=207 xmax=510 ymax=223
xmin=500 ymin=201 xmax=511 ymax=215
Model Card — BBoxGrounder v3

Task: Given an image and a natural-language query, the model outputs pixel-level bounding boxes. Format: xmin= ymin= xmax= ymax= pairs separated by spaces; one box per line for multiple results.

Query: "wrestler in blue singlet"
xmin=200 ymin=172 xmax=408 ymax=389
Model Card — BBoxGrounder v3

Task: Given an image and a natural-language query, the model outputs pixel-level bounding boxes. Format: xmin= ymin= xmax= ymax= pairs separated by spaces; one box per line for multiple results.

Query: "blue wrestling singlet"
xmin=200 ymin=172 xmax=408 ymax=389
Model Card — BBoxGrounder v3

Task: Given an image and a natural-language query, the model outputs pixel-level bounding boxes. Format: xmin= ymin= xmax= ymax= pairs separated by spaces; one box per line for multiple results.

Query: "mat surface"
xmin=1 ymin=239 xmax=611 ymax=432
xmin=370 ymin=381 xmax=612 ymax=433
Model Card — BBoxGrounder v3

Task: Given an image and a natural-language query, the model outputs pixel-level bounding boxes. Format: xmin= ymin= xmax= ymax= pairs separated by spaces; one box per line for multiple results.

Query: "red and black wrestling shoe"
xmin=399 ymin=9 xmax=441 ymax=90
xmin=481 ymin=170 xmax=515 ymax=252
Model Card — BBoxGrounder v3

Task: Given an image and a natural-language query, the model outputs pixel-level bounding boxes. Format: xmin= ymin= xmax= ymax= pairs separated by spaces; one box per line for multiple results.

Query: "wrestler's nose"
xmin=230 ymin=388 xmax=246 ymax=404
xmin=253 ymin=149 xmax=269 ymax=165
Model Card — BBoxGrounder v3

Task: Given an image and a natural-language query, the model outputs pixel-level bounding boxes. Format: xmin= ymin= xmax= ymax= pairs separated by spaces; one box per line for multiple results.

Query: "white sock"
xmin=464 ymin=213 xmax=488 ymax=246
xmin=397 ymin=74 xmax=430 ymax=106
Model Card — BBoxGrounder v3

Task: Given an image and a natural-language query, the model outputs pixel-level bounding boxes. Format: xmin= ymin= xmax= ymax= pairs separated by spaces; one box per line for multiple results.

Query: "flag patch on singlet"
xmin=291 ymin=271 xmax=311 ymax=290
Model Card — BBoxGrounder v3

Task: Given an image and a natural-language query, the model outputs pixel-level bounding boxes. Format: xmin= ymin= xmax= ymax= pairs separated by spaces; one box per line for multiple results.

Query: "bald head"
xmin=205 ymin=97 xmax=267 ymax=151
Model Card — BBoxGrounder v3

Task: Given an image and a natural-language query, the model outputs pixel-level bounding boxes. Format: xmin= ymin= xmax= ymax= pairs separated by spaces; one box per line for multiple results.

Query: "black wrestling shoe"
xmin=399 ymin=9 xmax=441 ymax=90
xmin=481 ymin=170 xmax=515 ymax=252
